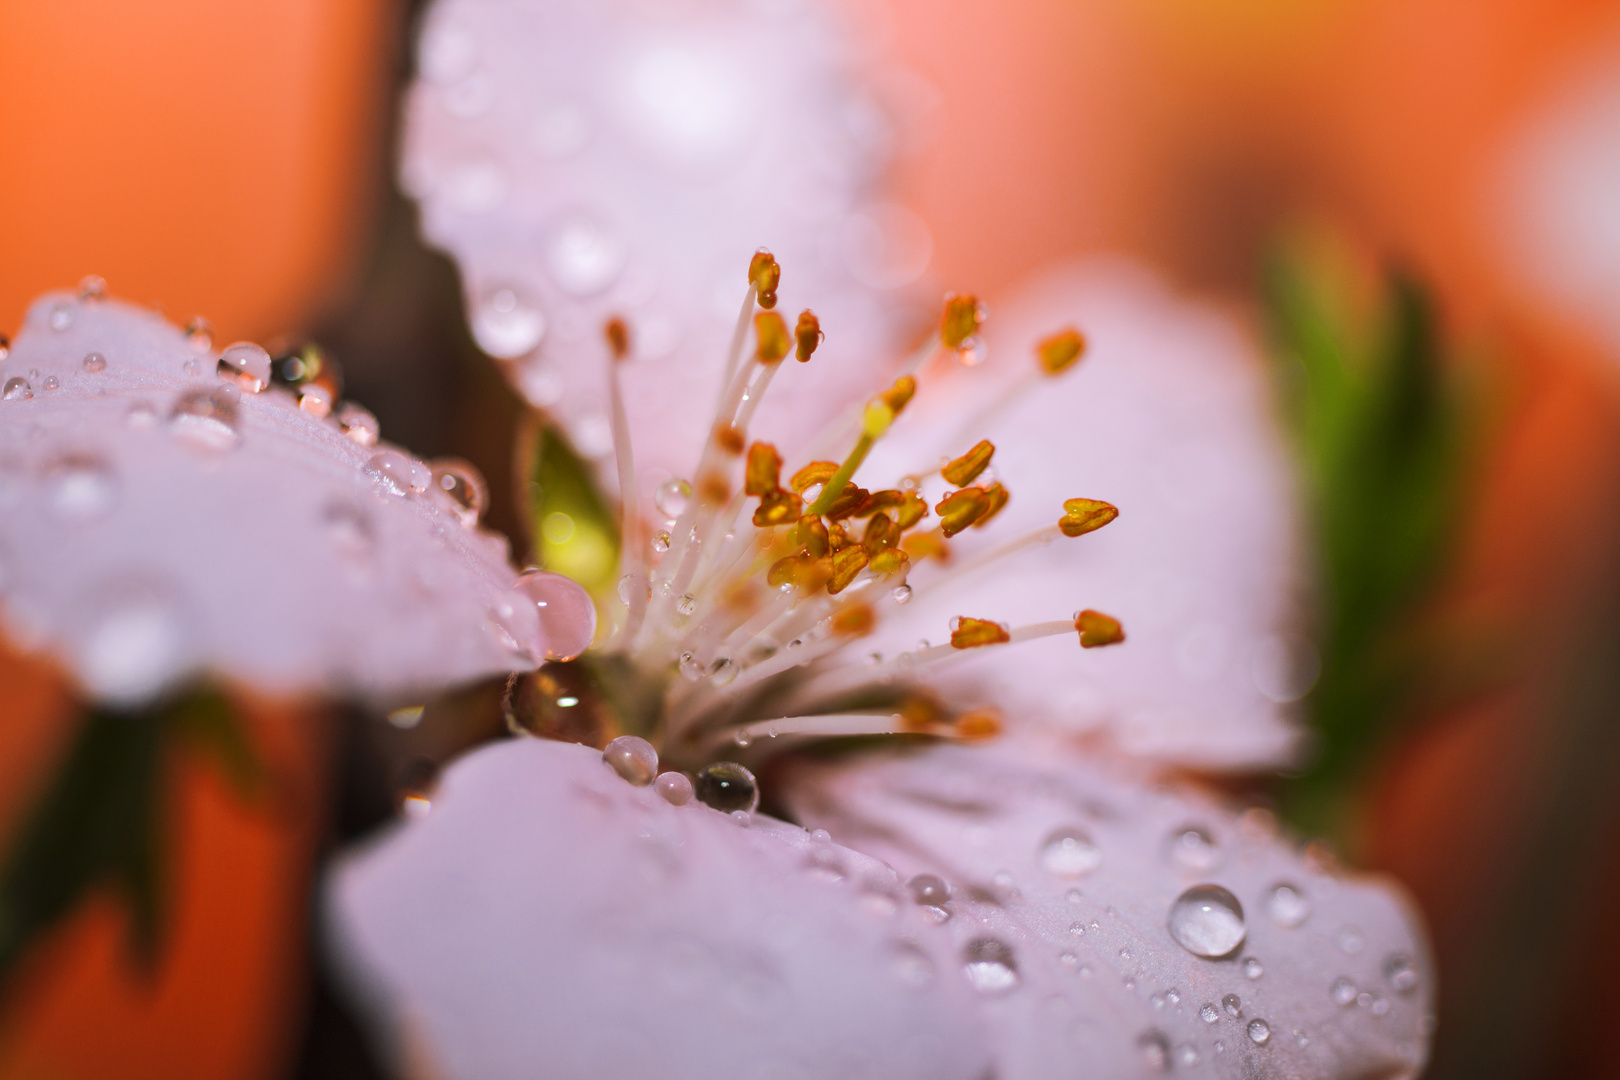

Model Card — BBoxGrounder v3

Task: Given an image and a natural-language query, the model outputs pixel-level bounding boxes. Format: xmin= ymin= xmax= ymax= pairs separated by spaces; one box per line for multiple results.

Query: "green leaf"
xmin=525 ymin=422 xmax=621 ymax=594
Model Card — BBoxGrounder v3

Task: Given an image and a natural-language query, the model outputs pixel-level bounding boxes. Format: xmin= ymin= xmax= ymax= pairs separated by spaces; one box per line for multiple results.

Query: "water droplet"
xmin=1136 ymin=1031 xmax=1170 ymax=1072
xmin=126 ymin=400 xmax=158 ymax=427
xmin=169 ymin=385 xmax=242 ymax=450
xmin=1067 ymin=888 xmax=1083 ymax=903
xmin=1222 ymin=993 xmax=1242 ymax=1018
xmin=1267 ymin=883 xmax=1310 ymax=928
xmin=471 ymin=286 xmax=546 ymax=359
xmin=513 ymin=570 xmax=596 ymax=661
xmin=1385 ymin=953 xmax=1419 ymax=993
xmin=962 ymin=938 xmax=1018 ymax=994
xmin=76 ymin=591 xmax=188 ymax=704
xmin=1370 ymin=994 xmax=1390 ymax=1016
xmin=322 ymin=502 xmax=373 ymax=558
xmin=43 ymin=456 xmax=117 ymax=521
xmin=1331 ymin=977 xmax=1358 ymax=1006
xmin=82 ymin=352 xmax=106 ymax=373
xmin=42 ymin=375 xmax=59 ymax=391
xmin=1243 ymin=957 xmax=1264 ymax=980
xmin=183 ymin=358 xmax=202 ymax=376
xmin=217 ymin=342 xmax=271 ymax=392
xmin=298 ymin=383 xmax=333 ymax=418
xmin=366 ymin=450 xmax=431 ymax=496
xmin=806 ymin=846 xmax=843 ymax=881
xmin=2 ymin=377 xmax=31 ymax=401
xmin=654 ymin=477 xmax=691 ymax=519
xmin=1066 ymin=921 xmax=1085 ymax=937
xmin=1058 ymin=951 xmax=1080 ymax=971
xmin=1247 ymin=1019 xmax=1270 ymax=1045
xmin=1175 ymin=1044 xmax=1200 ymax=1067
xmin=651 ymin=530 xmax=672 ymax=554
xmin=676 ymin=594 xmax=697 ymax=616
xmin=907 ymin=874 xmax=949 ymax=907
xmin=77 ymin=275 xmax=106 ymax=301
xmin=1039 ymin=826 xmax=1102 ymax=878
xmin=1167 ymin=825 xmax=1222 ymax=872
xmin=655 ymin=770 xmax=694 ymax=805
xmin=1200 ymin=1003 xmax=1219 ymax=1024
xmin=730 ymin=809 xmax=751 ymax=827
xmin=1168 ymin=884 xmax=1247 ymax=959
xmin=602 ymin=735 xmax=658 ymax=786
xmin=694 ymin=762 xmax=758 ymax=813
xmin=709 ymin=656 xmax=737 ymax=687
xmin=184 ymin=317 xmax=213 ymax=353
xmin=1294 ymin=1028 xmax=1309 ymax=1047
xmin=1338 ymin=926 xmax=1364 ymax=955
xmin=337 ymin=402 xmax=380 ymax=446
xmin=49 ymin=303 xmax=74 ymax=331
xmin=732 ymin=728 xmax=752 ymax=748
xmin=548 ymin=214 xmax=626 ymax=296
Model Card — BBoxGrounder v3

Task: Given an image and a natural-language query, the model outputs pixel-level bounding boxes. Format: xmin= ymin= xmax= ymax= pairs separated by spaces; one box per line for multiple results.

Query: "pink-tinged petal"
xmin=861 ymin=260 xmax=1305 ymax=769
xmin=402 ymin=0 xmax=917 ymax=498
xmin=783 ymin=743 xmax=1434 ymax=1079
xmin=0 ymin=292 xmax=568 ymax=704
xmin=326 ymin=738 xmax=993 ymax=1080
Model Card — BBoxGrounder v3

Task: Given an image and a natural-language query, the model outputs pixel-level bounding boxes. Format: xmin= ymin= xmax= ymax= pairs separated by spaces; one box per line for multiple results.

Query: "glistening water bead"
xmin=962 ymin=938 xmax=1019 ymax=994
xmin=602 ymin=735 xmax=658 ymax=786
xmin=693 ymin=762 xmax=758 ymax=813
xmin=1267 ymin=883 xmax=1310 ymax=928
xmin=1039 ymin=827 xmax=1102 ymax=878
xmin=1167 ymin=884 xmax=1247 ymax=959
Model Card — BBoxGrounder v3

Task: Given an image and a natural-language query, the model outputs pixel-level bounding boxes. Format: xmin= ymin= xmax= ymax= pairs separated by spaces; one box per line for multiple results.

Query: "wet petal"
xmin=326 ymin=738 xmax=993 ymax=1080
xmin=862 ymin=260 xmax=1305 ymax=768
xmin=0 ymin=292 xmax=560 ymax=704
xmin=783 ymin=743 xmax=1434 ymax=1079
xmin=403 ymin=0 xmax=915 ymax=498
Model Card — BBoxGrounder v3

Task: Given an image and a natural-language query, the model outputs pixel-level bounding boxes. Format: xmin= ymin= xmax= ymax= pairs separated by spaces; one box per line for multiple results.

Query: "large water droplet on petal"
xmin=907 ymin=873 xmax=949 ymax=907
xmin=655 ymin=770 xmax=693 ymax=805
xmin=2 ymin=377 xmax=33 ymax=401
xmin=487 ymin=588 xmax=541 ymax=658
xmin=1168 ymin=884 xmax=1247 ymax=959
xmin=366 ymin=450 xmax=431 ymax=496
xmin=602 ymin=735 xmax=658 ymax=786
xmin=1247 ymin=1019 xmax=1271 ymax=1045
xmin=169 ymin=385 xmax=242 ymax=450
xmin=513 ymin=570 xmax=596 ymax=661
xmin=1166 ymin=826 xmax=1222 ymax=872
xmin=217 ymin=342 xmax=271 ymax=392
xmin=429 ymin=458 xmax=488 ymax=527
xmin=1136 ymin=1031 xmax=1170 ymax=1073
xmin=471 ymin=286 xmax=546 ymax=359
xmin=82 ymin=352 xmax=106 ymax=373
xmin=962 ymin=938 xmax=1018 ymax=994
xmin=1267 ymin=883 xmax=1310 ymax=928
xmin=43 ymin=456 xmax=118 ymax=521
xmin=694 ymin=762 xmax=758 ymax=813
xmin=654 ymin=477 xmax=691 ymax=520
xmin=337 ymin=402 xmax=380 ymax=446
xmin=1039 ymin=827 xmax=1102 ymax=878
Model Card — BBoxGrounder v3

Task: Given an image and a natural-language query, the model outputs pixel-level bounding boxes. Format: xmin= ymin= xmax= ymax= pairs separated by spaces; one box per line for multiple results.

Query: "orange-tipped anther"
xmin=831 ymin=602 xmax=875 ymax=637
xmin=745 ymin=442 xmax=783 ymax=496
xmin=940 ymin=293 xmax=983 ymax=350
xmin=790 ymin=460 xmax=840 ymax=493
xmin=973 ymin=483 xmax=1009 ymax=529
xmin=755 ymin=311 xmax=790 ymax=363
xmin=1059 ymin=498 xmax=1118 ymax=538
xmin=863 ymin=512 xmax=900 ymax=553
xmin=936 ymin=487 xmax=991 ymax=537
xmin=942 ymin=439 xmax=995 ymax=487
xmin=794 ymin=310 xmax=822 ymax=363
xmin=869 ymin=548 xmax=910 ymax=576
xmin=752 ymin=488 xmax=802 ymax=527
xmin=852 ymin=489 xmax=905 ymax=518
xmin=826 ymin=546 xmax=869 ymax=594
xmin=604 ymin=317 xmax=631 ymax=361
xmin=955 ymin=709 xmax=1003 ymax=741
xmin=950 ymin=616 xmax=1011 ymax=649
xmin=896 ymin=492 xmax=929 ymax=530
xmin=1037 ymin=328 xmax=1086 ymax=375
xmin=1075 ymin=609 xmax=1125 ymax=648
xmin=749 ymin=250 xmax=781 ymax=309
xmin=881 ymin=375 xmax=917 ymax=415
xmin=822 ymin=484 xmax=871 ymax=521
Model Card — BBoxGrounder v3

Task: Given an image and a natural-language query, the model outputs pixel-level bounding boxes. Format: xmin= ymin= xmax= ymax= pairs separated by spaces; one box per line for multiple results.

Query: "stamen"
xmin=1075 ymin=609 xmax=1126 ymax=647
xmin=1037 ymin=327 xmax=1087 ymax=374
xmin=806 ymin=376 xmax=916 ymax=517
xmin=941 ymin=439 xmax=995 ymax=487
xmin=749 ymin=250 xmax=781 ymax=310
xmin=940 ymin=293 xmax=985 ymax=352
xmin=1059 ymin=498 xmax=1118 ymax=537
xmin=950 ymin=616 xmax=1010 ymax=648
xmin=936 ymin=487 xmax=991 ymax=537
xmin=794 ymin=310 xmax=822 ymax=363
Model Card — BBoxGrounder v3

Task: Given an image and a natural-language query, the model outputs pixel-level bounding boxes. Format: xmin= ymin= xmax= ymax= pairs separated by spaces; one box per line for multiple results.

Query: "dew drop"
xmin=78 ymin=275 xmax=106 ymax=301
xmin=298 ymin=384 xmax=333 ymax=418
xmin=1039 ymin=826 xmax=1102 ymax=878
xmin=1068 ymin=922 xmax=1085 ymax=937
xmin=1385 ymin=953 xmax=1419 ymax=993
xmin=618 ymin=573 xmax=649 ymax=607
xmin=1167 ymin=825 xmax=1222 ymax=872
xmin=654 ymin=477 xmax=691 ymax=519
xmin=676 ymin=594 xmax=697 ymax=616
xmin=1136 ymin=1031 xmax=1170 ymax=1072
xmin=730 ymin=810 xmax=751 ymax=827
xmin=337 ymin=402 xmax=380 ymax=446
xmin=43 ymin=456 xmax=118 ymax=521
xmin=1200 ymin=1003 xmax=1219 ymax=1024
xmin=42 ymin=375 xmax=59 ymax=391
xmin=1243 ymin=956 xmax=1264 ymax=980
xmin=217 ymin=342 xmax=272 ymax=392
xmin=487 ymin=589 xmax=541 ymax=657
xmin=891 ymin=584 xmax=912 ymax=605
xmin=82 ymin=352 xmax=106 ymax=373
xmin=694 ymin=762 xmax=758 ymax=813
xmin=472 ymin=286 xmax=546 ymax=359
xmin=1175 ymin=1044 xmax=1200 ymax=1067
xmin=1338 ymin=926 xmax=1364 ymax=955
xmin=49 ymin=303 xmax=74 ymax=331
xmin=962 ymin=938 xmax=1019 ymax=994
xmin=732 ymin=728 xmax=752 ymax=748
xmin=169 ymin=385 xmax=242 ymax=450
xmin=602 ymin=735 xmax=658 ymax=786
xmin=655 ymin=770 xmax=694 ymax=805
xmin=183 ymin=359 xmax=202 ymax=376
xmin=1058 ymin=951 xmax=1080 ymax=971
xmin=184 ymin=317 xmax=213 ymax=353
xmin=2 ymin=377 xmax=31 ymax=401
xmin=1267 ymin=883 xmax=1310 ymax=928
xmin=709 ymin=656 xmax=737 ymax=687
xmin=366 ymin=450 xmax=431 ymax=496
xmin=652 ymin=530 xmax=672 ymax=553
xmin=126 ymin=400 xmax=157 ymax=427
xmin=1247 ymin=1019 xmax=1270 ymax=1046
xmin=1370 ymin=994 xmax=1390 ymax=1016
xmin=1295 ymin=1029 xmax=1310 ymax=1047
xmin=1168 ymin=884 xmax=1246 ymax=959
xmin=513 ymin=569 xmax=596 ymax=660
xmin=907 ymin=874 xmax=949 ymax=907
xmin=1222 ymin=993 xmax=1242 ymax=1018
xmin=1331 ymin=977 xmax=1358 ymax=1006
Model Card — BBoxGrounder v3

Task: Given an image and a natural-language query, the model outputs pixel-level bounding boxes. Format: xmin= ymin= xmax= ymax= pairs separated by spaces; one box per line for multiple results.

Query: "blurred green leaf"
xmin=525 ymin=422 xmax=620 ymax=594
xmin=0 ymin=686 xmax=261 ymax=984
xmin=1263 ymin=242 xmax=1487 ymax=839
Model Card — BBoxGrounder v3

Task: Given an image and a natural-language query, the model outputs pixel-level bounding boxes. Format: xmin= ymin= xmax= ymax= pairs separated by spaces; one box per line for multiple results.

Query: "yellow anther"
xmin=940 ymin=293 xmax=984 ymax=350
xmin=749 ymin=250 xmax=780 ymax=309
xmin=791 ymin=461 xmax=840 ymax=493
xmin=713 ymin=423 xmax=746 ymax=456
xmin=1075 ymin=609 xmax=1126 ymax=648
xmin=863 ymin=512 xmax=900 ymax=553
xmin=795 ymin=310 xmax=822 ymax=363
xmin=869 ymin=548 xmax=910 ymax=576
xmin=831 ymin=602 xmax=875 ymax=637
xmin=950 ymin=616 xmax=1011 ymax=649
xmin=853 ymin=489 xmax=905 ymax=518
xmin=942 ymin=439 xmax=995 ymax=487
xmin=936 ymin=487 xmax=990 ymax=537
xmin=822 ymin=485 xmax=871 ymax=521
xmin=604 ymin=317 xmax=631 ymax=361
xmin=745 ymin=442 xmax=783 ymax=497
xmin=826 ymin=521 xmax=853 ymax=550
xmin=881 ymin=375 xmax=917 ymax=416
xmin=902 ymin=530 xmax=950 ymax=563
xmin=697 ymin=471 xmax=731 ymax=506
xmin=896 ymin=492 xmax=929 ymax=530
xmin=755 ymin=311 xmax=790 ymax=363
xmin=752 ymin=488 xmax=802 ymax=527
xmin=973 ymin=483 xmax=1009 ymax=529
xmin=1059 ymin=498 xmax=1118 ymax=538
xmin=862 ymin=400 xmax=896 ymax=439
xmin=1037 ymin=328 xmax=1086 ymax=375
xmin=793 ymin=515 xmax=830 ymax=558
xmin=955 ymin=709 xmax=1002 ymax=740
xmin=826 ymin=546 xmax=869 ymax=594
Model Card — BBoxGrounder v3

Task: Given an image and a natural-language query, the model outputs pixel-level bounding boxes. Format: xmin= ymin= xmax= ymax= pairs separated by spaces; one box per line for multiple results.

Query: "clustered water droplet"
xmin=169 ymin=385 xmax=242 ymax=450
xmin=337 ymin=402 xmax=381 ymax=446
xmin=962 ymin=938 xmax=1018 ymax=994
xmin=654 ymin=477 xmax=691 ymax=519
xmin=1332 ymin=977 xmax=1358 ymax=1006
xmin=1168 ymin=884 xmax=1247 ymax=959
xmin=365 ymin=450 xmax=431 ymax=496
xmin=1385 ymin=953 xmax=1419 ymax=993
xmin=1038 ymin=826 xmax=1102 ymax=878
xmin=1222 ymin=993 xmax=1242 ymax=1018
xmin=217 ymin=342 xmax=272 ymax=393
xmin=2 ymin=377 xmax=32 ymax=401
xmin=1167 ymin=825 xmax=1222 ymax=872
xmin=1247 ymin=1018 xmax=1271 ymax=1046
xmin=694 ymin=761 xmax=758 ymax=813
xmin=655 ymin=770 xmax=694 ymax=805
xmin=430 ymin=459 xmax=488 ymax=527
xmin=602 ymin=735 xmax=659 ymax=786
xmin=1199 ymin=1003 xmax=1220 ymax=1024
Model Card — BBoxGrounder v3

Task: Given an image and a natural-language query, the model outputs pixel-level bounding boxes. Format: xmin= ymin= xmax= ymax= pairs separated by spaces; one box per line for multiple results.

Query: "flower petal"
xmin=326 ymin=738 xmax=993 ymax=1080
xmin=861 ymin=260 xmax=1305 ymax=768
xmin=0 ymin=292 xmax=554 ymax=704
xmin=783 ymin=742 xmax=1434 ymax=1079
xmin=403 ymin=0 xmax=913 ymax=496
